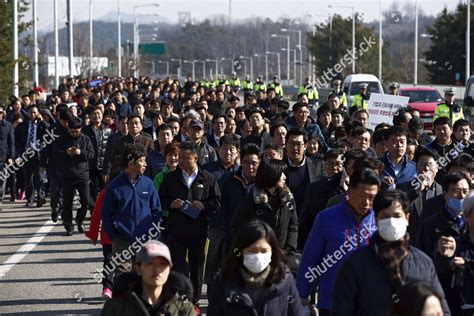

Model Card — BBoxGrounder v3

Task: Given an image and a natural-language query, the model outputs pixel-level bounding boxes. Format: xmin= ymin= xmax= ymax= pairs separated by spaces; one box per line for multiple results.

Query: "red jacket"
xmin=85 ymin=189 xmax=112 ymax=245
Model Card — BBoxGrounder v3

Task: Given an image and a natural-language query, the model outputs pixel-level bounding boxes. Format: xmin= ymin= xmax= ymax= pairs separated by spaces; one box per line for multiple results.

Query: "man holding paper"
xmin=159 ymin=141 xmax=221 ymax=309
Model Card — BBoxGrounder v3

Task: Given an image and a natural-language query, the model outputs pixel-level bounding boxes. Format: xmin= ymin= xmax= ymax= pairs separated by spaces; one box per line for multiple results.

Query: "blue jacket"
xmin=102 ymin=172 xmax=162 ymax=242
xmin=144 ymin=148 xmax=166 ymax=179
xmin=295 ymin=200 xmax=377 ymax=310
xmin=380 ymin=153 xmax=417 ymax=185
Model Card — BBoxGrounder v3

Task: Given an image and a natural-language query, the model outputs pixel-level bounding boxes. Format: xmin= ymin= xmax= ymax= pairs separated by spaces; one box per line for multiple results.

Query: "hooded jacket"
xmin=101 ymin=271 xmax=196 ymax=316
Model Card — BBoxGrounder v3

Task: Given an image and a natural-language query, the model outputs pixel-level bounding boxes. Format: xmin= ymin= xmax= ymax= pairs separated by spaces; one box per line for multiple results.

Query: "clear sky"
xmin=31 ymin=0 xmax=461 ymax=32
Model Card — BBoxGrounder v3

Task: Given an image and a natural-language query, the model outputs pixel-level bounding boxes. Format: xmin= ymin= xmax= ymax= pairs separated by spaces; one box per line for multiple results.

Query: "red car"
xmin=399 ymin=87 xmax=442 ymax=131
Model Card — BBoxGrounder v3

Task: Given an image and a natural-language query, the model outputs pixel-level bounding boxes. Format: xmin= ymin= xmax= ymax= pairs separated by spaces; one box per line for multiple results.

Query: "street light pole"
xmin=281 ymin=28 xmax=302 ymax=85
xmin=414 ymin=0 xmax=419 ymax=85
xmin=133 ymin=5 xmax=159 ymax=79
xmin=54 ymin=0 xmax=59 ymax=89
xmin=89 ymin=0 xmax=93 ymax=76
xmin=33 ymin=0 xmax=38 ymax=86
xmin=378 ymin=0 xmax=382 ymax=81
xmin=266 ymin=51 xmax=281 ymax=80
xmin=282 ymin=48 xmax=297 ymax=86
xmin=271 ymin=34 xmax=291 ymax=83
xmin=67 ymin=0 xmax=73 ymax=77
xmin=467 ymin=0 xmax=471 ymax=82
xmin=13 ymin=0 xmax=19 ymax=96
xmin=117 ymin=0 xmax=121 ymax=77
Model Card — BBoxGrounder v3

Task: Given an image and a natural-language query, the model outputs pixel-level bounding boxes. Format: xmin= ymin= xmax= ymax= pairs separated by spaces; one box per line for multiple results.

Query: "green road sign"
xmin=139 ymin=42 xmax=166 ymax=55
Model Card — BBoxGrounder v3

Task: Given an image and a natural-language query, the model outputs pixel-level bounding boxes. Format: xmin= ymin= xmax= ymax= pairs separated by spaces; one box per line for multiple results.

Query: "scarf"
xmin=373 ymin=233 xmax=410 ymax=290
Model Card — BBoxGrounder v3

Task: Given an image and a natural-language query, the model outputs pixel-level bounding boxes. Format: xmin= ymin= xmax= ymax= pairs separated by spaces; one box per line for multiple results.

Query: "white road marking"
xmin=0 ymin=220 xmax=56 ymax=278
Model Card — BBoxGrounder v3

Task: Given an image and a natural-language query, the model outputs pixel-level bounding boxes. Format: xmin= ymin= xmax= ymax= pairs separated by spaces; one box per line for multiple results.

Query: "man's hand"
xmin=171 ymin=198 xmax=184 ymax=209
xmin=103 ymin=175 xmax=110 ymax=183
xmin=453 ymin=256 xmax=465 ymax=268
xmin=192 ymin=200 xmax=205 ymax=210
xmin=382 ymin=176 xmax=395 ymax=187
xmin=438 ymin=236 xmax=456 ymax=258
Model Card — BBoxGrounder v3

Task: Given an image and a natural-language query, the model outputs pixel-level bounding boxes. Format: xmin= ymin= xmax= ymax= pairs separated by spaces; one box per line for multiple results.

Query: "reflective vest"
xmin=433 ymin=102 xmax=464 ymax=123
xmin=352 ymin=93 xmax=369 ymax=109
xmin=230 ymin=78 xmax=241 ymax=88
xmin=242 ymin=80 xmax=253 ymax=91
xmin=254 ymin=81 xmax=267 ymax=92
xmin=298 ymin=84 xmax=319 ymax=101
xmin=269 ymin=82 xmax=284 ymax=96
xmin=337 ymin=91 xmax=347 ymax=107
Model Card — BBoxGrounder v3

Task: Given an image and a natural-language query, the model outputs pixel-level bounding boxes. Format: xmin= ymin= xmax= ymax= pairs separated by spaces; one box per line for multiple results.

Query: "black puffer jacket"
xmin=208 ymin=268 xmax=304 ymax=316
xmin=230 ymin=185 xmax=298 ymax=252
xmin=332 ymin=234 xmax=451 ymax=316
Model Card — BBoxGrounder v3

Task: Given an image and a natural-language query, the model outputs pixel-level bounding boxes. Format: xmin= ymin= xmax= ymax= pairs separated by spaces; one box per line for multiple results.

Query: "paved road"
xmin=0 ymin=197 xmax=209 ymax=315
xmin=0 ymin=199 xmax=105 ymax=315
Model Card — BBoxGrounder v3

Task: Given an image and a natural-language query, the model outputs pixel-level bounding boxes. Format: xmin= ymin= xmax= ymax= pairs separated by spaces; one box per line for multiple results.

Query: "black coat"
xmin=417 ymin=207 xmax=464 ymax=256
xmin=408 ymin=193 xmax=444 ymax=245
xmin=39 ymin=125 xmax=69 ymax=176
xmin=231 ymin=186 xmax=298 ymax=252
xmin=82 ymin=124 xmax=112 ymax=171
xmin=56 ymin=133 xmax=95 ymax=180
xmin=298 ymin=174 xmax=344 ymax=250
xmin=208 ymin=268 xmax=304 ymax=316
xmin=332 ymin=235 xmax=450 ymax=316
xmin=159 ymin=166 xmax=221 ymax=239
xmin=0 ymin=119 xmax=15 ymax=163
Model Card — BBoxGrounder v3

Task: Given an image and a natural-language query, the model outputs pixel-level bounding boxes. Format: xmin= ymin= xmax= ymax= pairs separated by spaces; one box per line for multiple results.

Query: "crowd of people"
xmin=1 ymin=74 xmax=473 ymax=316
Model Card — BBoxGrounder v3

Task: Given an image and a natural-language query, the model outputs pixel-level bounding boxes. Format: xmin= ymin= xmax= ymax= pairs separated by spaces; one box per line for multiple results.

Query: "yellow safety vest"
xmin=254 ymin=81 xmax=267 ymax=92
xmin=242 ymin=80 xmax=253 ymax=91
xmin=298 ymin=85 xmax=319 ymax=100
xmin=433 ymin=102 xmax=464 ymax=123
xmin=269 ymin=82 xmax=284 ymax=96
xmin=352 ymin=93 xmax=368 ymax=109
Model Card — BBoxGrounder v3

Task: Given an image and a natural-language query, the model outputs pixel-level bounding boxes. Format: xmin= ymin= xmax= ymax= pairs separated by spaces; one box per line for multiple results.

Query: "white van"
xmin=464 ymin=75 xmax=474 ymax=123
xmin=342 ymin=74 xmax=384 ymax=109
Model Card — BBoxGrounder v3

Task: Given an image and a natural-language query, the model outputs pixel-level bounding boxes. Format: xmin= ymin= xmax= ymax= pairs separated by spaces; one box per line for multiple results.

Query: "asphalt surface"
xmin=0 ymin=199 xmax=105 ymax=315
xmin=0 ymin=197 xmax=210 ymax=316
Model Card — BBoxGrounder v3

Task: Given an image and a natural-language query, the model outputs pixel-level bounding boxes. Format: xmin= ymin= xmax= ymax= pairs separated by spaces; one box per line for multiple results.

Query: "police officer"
xmin=332 ymin=79 xmax=347 ymax=107
xmin=352 ymin=83 xmax=369 ymax=109
xmin=268 ymin=75 xmax=284 ymax=97
xmin=254 ymin=75 xmax=267 ymax=93
xmin=433 ymin=87 xmax=464 ymax=124
xmin=242 ymin=74 xmax=253 ymax=92
xmin=388 ymin=82 xmax=400 ymax=96
xmin=299 ymin=77 xmax=319 ymax=106
xmin=229 ymin=72 xmax=241 ymax=90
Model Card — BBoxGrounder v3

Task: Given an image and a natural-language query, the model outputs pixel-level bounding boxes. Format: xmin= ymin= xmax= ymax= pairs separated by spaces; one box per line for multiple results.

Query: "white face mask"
xmin=377 ymin=217 xmax=408 ymax=242
xmin=243 ymin=252 xmax=272 ymax=274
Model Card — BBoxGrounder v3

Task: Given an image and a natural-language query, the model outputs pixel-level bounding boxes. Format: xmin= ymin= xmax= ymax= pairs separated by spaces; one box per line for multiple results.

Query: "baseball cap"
xmin=408 ymin=117 xmax=424 ymax=133
xmin=136 ymin=240 xmax=173 ymax=266
xmin=189 ymin=119 xmax=204 ymax=130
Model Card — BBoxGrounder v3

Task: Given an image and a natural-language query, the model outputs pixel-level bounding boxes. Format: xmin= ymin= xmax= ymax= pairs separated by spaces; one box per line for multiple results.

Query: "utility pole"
xmin=54 ymin=0 xmax=59 ymax=89
xmin=89 ymin=0 xmax=93 ymax=76
xmin=67 ymin=0 xmax=73 ymax=77
xmin=117 ymin=0 xmax=122 ymax=77
xmin=33 ymin=0 xmax=38 ymax=86
xmin=13 ymin=0 xmax=19 ymax=96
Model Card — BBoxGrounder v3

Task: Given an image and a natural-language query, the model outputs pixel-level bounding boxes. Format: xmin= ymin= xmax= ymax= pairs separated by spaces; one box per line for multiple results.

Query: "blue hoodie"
xmin=296 ymin=199 xmax=377 ymax=310
xmin=102 ymin=172 xmax=162 ymax=242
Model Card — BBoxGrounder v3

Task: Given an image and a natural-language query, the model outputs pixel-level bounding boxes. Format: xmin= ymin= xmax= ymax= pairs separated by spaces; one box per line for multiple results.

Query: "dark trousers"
xmin=89 ymin=169 xmax=104 ymax=207
xmin=49 ymin=171 xmax=63 ymax=212
xmin=318 ymin=309 xmax=331 ymax=316
xmin=167 ymin=234 xmax=207 ymax=304
xmin=23 ymin=158 xmax=43 ymax=203
xmin=102 ymin=244 xmax=114 ymax=289
xmin=62 ymin=178 xmax=89 ymax=227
